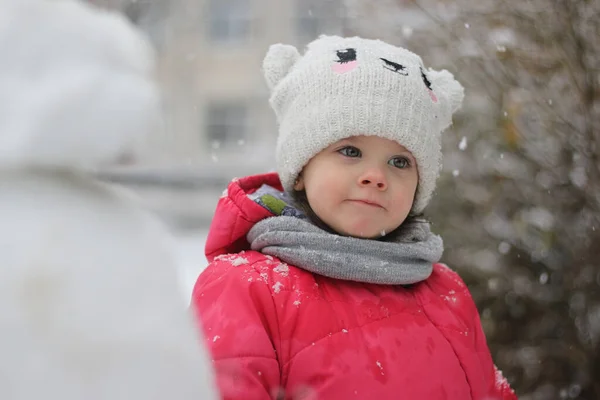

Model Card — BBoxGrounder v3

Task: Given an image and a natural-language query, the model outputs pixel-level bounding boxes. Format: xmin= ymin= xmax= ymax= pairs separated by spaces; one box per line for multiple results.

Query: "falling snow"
xmin=498 ymin=242 xmax=511 ymax=255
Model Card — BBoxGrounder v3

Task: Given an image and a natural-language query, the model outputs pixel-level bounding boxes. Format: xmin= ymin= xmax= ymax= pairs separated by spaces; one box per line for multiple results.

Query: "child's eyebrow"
xmin=395 ymin=152 xmax=417 ymax=163
xmin=338 ymin=136 xmax=361 ymax=144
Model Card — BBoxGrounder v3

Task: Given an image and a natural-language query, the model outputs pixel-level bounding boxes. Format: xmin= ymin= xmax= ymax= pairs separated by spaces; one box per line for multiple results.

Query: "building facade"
xmin=82 ymin=0 xmax=347 ymax=228
xmin=86 ymin=0 xmax=347 ymax=168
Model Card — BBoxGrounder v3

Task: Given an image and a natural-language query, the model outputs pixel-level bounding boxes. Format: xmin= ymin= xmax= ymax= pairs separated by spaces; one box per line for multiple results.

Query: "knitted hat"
xmin=263 ymin=35 xmax=464 ymax=214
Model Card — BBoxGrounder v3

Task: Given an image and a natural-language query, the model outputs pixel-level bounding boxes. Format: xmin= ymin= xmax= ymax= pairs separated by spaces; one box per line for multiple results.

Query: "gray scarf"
xmin=247 ymin=216 xmax=444 ymax=285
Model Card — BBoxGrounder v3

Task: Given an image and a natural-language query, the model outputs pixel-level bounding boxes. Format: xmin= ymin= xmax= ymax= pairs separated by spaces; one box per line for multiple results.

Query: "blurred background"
xmin=84 ymin=1 xmax=599 ymax=399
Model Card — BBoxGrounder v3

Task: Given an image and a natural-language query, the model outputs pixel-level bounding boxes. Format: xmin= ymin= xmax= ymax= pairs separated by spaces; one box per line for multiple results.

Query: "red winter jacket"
xmin=192 ymin=173 xmax=517 ymax=400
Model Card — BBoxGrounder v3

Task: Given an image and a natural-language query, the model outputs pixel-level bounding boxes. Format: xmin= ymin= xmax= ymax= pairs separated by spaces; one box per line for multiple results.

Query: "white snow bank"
xmin=0 ymin=174 xmax=217 ymax=400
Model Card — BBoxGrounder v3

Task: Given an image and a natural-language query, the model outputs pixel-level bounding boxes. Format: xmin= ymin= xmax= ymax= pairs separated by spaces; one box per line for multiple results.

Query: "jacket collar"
xmin=205 ymin=173 xmax=281 ymax=261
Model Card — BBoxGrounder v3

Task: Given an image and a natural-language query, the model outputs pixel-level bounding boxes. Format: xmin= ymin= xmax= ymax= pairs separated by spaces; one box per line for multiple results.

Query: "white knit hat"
xmin=263 ymin=35 xmax=464 ymax=214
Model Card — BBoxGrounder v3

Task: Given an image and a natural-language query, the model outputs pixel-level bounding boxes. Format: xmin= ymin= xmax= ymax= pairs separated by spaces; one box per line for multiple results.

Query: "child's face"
xmin=294 ymin=135 xmax=418 ymax=239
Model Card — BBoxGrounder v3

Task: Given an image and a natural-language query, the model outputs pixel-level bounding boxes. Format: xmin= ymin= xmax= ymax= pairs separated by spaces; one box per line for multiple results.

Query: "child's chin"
xmin=337 ymin=225 xmax=382 ymax=240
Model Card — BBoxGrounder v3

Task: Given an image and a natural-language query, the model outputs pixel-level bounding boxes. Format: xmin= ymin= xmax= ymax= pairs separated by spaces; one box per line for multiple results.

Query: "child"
xmin=192 ymin=35 xmax=517 ymax=400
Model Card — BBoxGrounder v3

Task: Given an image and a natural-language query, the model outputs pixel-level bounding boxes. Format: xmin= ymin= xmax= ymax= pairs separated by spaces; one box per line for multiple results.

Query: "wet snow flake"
xmin=213 ymin=254 xmax=230 ymax=262
xmin=272 ymin=282 xmax=284 ymax=293
xmin=214 ymin=253 xmax=249 ymax=266
xmin=231 ymin=257 xmax=249 ymax=267
xmin=260 ymin=272 xmax=268 ymax=283
xmin=273 ymin=263 xmax=289 ymax=276
xmin=494 ymin=367 xmax=515 ymax=394
xmin=442 ymin=294 xmax=458 ymax=304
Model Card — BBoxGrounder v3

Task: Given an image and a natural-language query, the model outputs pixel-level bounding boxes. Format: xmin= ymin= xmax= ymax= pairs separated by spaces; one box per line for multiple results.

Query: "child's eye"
xmin=389 ymin=157 xmax=410 ymax=169
xmin=338 ymin=146 xmax=361 ymax=158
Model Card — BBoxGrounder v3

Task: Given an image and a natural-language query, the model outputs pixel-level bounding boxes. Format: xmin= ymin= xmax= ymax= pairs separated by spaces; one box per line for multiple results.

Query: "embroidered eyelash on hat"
xmin=263 ymin=35 xmax=464 ymax=214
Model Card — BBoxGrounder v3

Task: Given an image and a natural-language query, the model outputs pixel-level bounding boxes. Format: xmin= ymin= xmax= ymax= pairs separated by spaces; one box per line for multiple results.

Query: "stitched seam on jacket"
xmin=247 ymin=257 xmax=285 ymax=385
xmin=208 ymin=257 xmax=283 ymax=362
xmin=416 ymin=286 xmax=474 ymax=400
xmin=282 ymin=307 xmax=425 ymax=371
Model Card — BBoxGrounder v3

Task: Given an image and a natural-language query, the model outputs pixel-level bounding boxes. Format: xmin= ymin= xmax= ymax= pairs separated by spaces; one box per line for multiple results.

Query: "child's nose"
xmin=358 ymin=168 xmax=387 ymax=190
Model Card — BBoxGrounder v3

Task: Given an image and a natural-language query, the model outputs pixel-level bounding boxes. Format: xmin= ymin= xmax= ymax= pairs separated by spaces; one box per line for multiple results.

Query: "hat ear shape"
xmin=428 ymin=69 xmax=464 ymax=114
xmin=263 ymin=43 xmax=301 ymax=90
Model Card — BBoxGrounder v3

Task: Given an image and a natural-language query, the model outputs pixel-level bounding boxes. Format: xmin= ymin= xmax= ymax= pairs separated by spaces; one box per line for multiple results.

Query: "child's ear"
xmin=428 ymin=69 xmax=464 ymax=114
xmin=263 ymin=43 xmax=301 ymax=90
xmin=293 ymin=175 xmax=305 ymax=191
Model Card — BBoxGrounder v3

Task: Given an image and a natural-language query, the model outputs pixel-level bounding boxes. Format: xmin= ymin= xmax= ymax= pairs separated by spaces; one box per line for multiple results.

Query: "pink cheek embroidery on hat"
xmin=428 ymin=89 xmax=438 ymax=103
xmin=332 ymin=60 xmax=358 ymax=74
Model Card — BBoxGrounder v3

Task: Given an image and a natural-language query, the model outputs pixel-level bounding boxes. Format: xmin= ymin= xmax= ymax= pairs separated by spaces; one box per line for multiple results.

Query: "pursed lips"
xmin=348 ymin=199 xmax=385 ymax=209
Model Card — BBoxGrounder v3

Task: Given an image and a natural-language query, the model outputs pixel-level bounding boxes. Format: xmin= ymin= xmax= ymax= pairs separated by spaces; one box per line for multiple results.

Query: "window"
xmin=208 ymin=0 xmax=252 ymax=42
xmin=205 ymin=102 xmax=248 ymax=146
